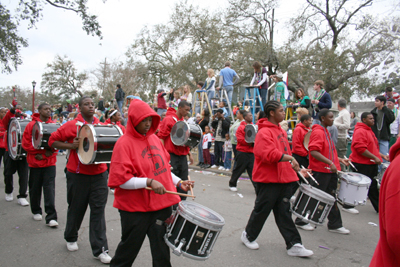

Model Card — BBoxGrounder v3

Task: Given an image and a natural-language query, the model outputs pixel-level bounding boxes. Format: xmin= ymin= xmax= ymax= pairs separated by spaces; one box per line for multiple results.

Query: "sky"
xmin=0 ymin=0 xmax=398 ymax=95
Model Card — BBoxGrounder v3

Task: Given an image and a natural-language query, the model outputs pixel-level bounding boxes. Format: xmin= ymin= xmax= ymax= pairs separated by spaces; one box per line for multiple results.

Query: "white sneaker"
xmin=96 ymin=251 xmax=112 ymax=264
xmin=211 ymin=165 xmax=217 ymax=169
xmin=33 ymin=214 xmax=42 ymax=221
xmin=287 ymin=243 xmax=314 ymax=257
xmin=47 ymin=220 xmax=59 ymax=227
xmin=225 ymin=168 xmax=231 ymax=171
xmin=342 ymin=207 xmax=359 ymax=214
xmin=5 ymin=193 xmax=13 ymax=202
xmin=218 ymin=166 xmax=224 ymax=170
xmin=229 ymin=187 xmax=238 ymax=192
xmin=67 ymin=242 xmax=79 ymax=252
xmin=296 ymin=223 xmax=315 ymax=231
xmin=328 ymin=227 xmax=350 ymax=235
xmin=241 ymin=231 xmax=259 ymax=250
xmin=17 ymin=198 xmax=29 ymax=206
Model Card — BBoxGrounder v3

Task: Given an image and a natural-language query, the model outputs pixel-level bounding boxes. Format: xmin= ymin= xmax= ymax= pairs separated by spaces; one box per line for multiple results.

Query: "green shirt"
xmin=275 ymin=82 xmax=286 ymax=106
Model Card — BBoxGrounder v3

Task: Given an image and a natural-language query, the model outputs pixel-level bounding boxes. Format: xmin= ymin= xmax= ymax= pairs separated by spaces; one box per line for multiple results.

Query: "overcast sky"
xmin=0 ymin=0 xmax=398 ymax=94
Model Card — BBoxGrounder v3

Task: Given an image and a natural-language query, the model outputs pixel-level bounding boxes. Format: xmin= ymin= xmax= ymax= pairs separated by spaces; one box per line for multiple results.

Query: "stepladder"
xmin=192 ymin=90 xmax=213 ymax=117
xmin=214 ymin=88 xmax=235 ymax=122
xmin=244 ymin=85 xmax=264 ymax=124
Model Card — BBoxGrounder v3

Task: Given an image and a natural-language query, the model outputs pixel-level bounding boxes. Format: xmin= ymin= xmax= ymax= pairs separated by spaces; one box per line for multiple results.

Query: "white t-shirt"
xmin=202 ymin=133 xmax=212 ymax=149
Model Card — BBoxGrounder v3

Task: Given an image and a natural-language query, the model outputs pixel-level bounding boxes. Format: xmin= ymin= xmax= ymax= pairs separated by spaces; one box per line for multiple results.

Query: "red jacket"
xmin=350 ymin=122 xmax=382 ymax=165
xmin=291 ymin=122 xmax=310 ymax=157
xmin=48 ymin=113 xmax=108 ymax=175
xmin=236 ymin=121 xmax=253 ymax=153
xmin=105 ymin=118 xmax=126 ymax=134
xmin=108 ymin=99 xmax=180 ymax=212
xmin=308 ymin=124 xmax=340 ymax=173
xmin=157 ymin=107 xmax=190 ymax=156
xmin=0 ymin=118 xmax=6 ymax=149
xmin=252 ymin=118 xmax=298 ymax=184
xmin=370 ymin=138 xmax=400 ymax=266
xmin=1 ymin=110 xmax=16 ymax=151
xmin=21 ymin=113 xmax=58 ymax=168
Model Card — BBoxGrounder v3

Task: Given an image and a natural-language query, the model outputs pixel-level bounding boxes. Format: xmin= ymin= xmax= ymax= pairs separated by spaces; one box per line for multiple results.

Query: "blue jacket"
xmin=313 ymin=91 xmax=332 ymax=119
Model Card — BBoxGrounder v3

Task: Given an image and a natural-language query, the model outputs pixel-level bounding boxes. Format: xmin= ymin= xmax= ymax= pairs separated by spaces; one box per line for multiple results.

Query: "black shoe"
xmin=197 ymin=162 xmax=204 ymax=167
xmin=203 ymin=164 xmax=210 ymax=169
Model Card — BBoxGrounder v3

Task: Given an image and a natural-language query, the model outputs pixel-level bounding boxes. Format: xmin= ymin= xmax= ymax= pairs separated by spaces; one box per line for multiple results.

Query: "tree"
xmin=41 ymin=55 xmax=88 ymax=99
xmin=0 ymin=0 xmax=103 ymax=73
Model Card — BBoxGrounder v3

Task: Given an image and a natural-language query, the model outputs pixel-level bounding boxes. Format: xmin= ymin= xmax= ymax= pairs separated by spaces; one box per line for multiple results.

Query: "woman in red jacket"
xmin=108 ymin=99 xmax=193 ymax=267
xmin=22 ymin=103 xmax=58 ymax=226
xmin=105 ymin=109 xmax=126 ymax=133
xmin=241 ymin=100 xmax=314 ymax=258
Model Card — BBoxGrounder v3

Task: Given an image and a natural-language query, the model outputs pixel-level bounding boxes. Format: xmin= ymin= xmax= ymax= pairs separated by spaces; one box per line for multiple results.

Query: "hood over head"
xmin=257 ymin=117 xmax=281 ymax=130
xmin=126 ymin=99 xmax=160 ymax=139
xmin=32 ymin=113 xmax=53 ymax=123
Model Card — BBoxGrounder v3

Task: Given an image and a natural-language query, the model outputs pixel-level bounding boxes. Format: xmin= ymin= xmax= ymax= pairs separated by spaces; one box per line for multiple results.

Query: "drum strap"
xmin=173 ymin=117 xmax=178 ymax=122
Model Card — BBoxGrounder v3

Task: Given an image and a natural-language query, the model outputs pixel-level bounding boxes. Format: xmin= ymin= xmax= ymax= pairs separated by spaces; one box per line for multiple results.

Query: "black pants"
xmin=170 ymin=153 xmax=188 ymax=201
xmin=229 ymin=151 xmax=256 ymax=190
xmin=214 ymin=141 xmax=224 ymax=166
xmin=29 ymin=166 xmax=57 ymax=223
xmin=3 ymin=152 xmax=29 ymax=198
xmin=245 ymin=182 xmax=302 ymax=250
xmin=65 ymin=171 xmax=109 ymax=257
xmin=291 ymin=154 xmax=309 ymax=196
xmin=0 ymin=148 xmax=5 ymax=168
xmin=111 ymin=207 xmax=172 ymax=267
xmin=232 ymin=144 xmax=238 ymax=169
xmin=342 ymin=163 xmax=379 ymax=212
xmin=296 ymin=171 xmax=343 ymax=229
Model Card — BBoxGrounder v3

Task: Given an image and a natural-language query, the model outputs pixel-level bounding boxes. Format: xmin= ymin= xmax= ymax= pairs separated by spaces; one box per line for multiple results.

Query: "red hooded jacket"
xmin=157 ymin=107 xmax=190 ymax=156
xmin=292 ymin=122 xmax=310 ymax=157
xmin=108 ymin=100 xmax=180 ymax=212
xmin=252 ymin=118 xmax=298 ymax=184
xmin=105 ymin=118 xmax=126 ymax=134
xmin=236 ymin=121 xmax=253 ymax=153
xmin=350 ymin=122 xmax=382 ymax=165
xmin=0 ymin=118 xmax=6 ymax=149
xmin=370 ymin=138 xmax=400 ymax=266
xmin=48 ymin=113 xmax=107 ymax=175
xmin=21 ymin=113 xmax=58 ymax=168
xmin=308 ymin=124 xmax=340 ymax=173
xmin=1 ymin=110 xmax=16 ymax=151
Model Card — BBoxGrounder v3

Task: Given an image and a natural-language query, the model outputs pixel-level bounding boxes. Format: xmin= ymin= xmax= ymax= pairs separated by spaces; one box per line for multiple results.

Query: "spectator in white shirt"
xmin=334 ymin=99 xmax=351 ymax=159
xmin=387 ymin=98 xmax=400 ymax=148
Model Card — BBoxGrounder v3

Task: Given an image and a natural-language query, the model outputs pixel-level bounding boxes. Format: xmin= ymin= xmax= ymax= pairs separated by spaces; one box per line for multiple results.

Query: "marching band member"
xmin=241 ymin=101 xmax=314 ymax=257
xmin=228 ymin=111 xmax=256 ymax=192
xmin=298 ymin=108 xmax=350 ymax=234
xmin=105 ymin=108 xmax=126 ymax=133
xmin=157 ymin=100 xmax=193 ymax=200
xmin=0 ymin=107 xmax=7 ymax=167
xmin=21 ymin=103 xmax=58 ymax=226
xmin=349 ymin=112 xmax=389 ymax=213
xmin=108 ymin=99 xmax=194 ymax=267
xmin=49 ymin=96 xmax=111 ymax=264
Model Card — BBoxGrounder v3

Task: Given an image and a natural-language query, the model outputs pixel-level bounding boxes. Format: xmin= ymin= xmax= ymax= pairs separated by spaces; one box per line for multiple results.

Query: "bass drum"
xmin=245 ymin=124 xmax=258 ymax=143
xmin=170 ymin=121 xmax=202 ymax=148
xmin=303 ymin=130 xmax=312 ymax=151
xmin=32 ymin=121 xmax=61 ymax=149
xmin=8 ymin=118 xmax=31 ymax=160
xmin=77 ymin=124 xmax=123 ymax=165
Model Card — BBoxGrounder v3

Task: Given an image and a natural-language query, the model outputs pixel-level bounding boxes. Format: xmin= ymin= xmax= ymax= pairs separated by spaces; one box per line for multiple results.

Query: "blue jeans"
xmin=198 ymin=137 xmax=204 ymax=163
xmin=222 ymin=85 xmax=234 ymax=104
xmin=260 ymin=89 xmax=267 ymax=109
xmin=378 ymin=139 xmax=389 ymax=171
xmin=207 ymin=90 xmax=215 ymax=104
xmin=117 ymin=100 xmax=123 ymax=112
xmin=157 ymin=108 xmax=167 ymax=116
xmin=224 ymin=151 xmax=232 ymax=170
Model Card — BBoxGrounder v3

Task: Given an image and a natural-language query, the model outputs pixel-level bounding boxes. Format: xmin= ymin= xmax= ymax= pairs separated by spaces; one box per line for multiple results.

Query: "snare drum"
xmin=245 ymin=124 xmax=258 ymax=143
xmin=337 ymin=172 xmax=371 ymax=206
xmin=291 ymin=184 xmax=335 ymax=225
xmin=303 ymin=131 xmax=312 ymax=151
xmin=8 ymin=118 xmax=31 ymax=160
xmin=165 ymin=201 xmax=225 ymax=261
xmin=77 ymin=124 xmax=123 ymax=164
xmin=170 ymin=121 xmax=202 ymax=148
xmin=376 ymin=163 xmax=389 ymax=190
xmin=32 ymin=121 xmax=61 ymax=149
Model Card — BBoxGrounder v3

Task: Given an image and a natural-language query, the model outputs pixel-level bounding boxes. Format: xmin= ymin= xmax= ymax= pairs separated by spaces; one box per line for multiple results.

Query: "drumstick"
xmin=187 ymin=175 xmax=195 ymax=200
xmin=145 ymin=187 xmax=195 ymax=198
xmin=344 ymin=156 xmax=358 ymax=171
xmin=296 ymin=170 xmax=310 ymax=185
xmin=301 ymin=166 xmax=320 ymax=186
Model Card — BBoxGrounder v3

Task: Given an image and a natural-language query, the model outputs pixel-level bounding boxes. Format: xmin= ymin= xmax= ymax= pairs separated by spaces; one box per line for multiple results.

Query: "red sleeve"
xmin=352 ymin=130 xmax=368 ymax=155
xmin=48 ymin=120 xmax=76 ymax=147
xmin=291 ymin=128 xmax=301 ymax=151
xmin=2 ymin=110 xmax=15 ymax=129
xmin=236 ymin=125 xmax=249 ymax=147
xmin=157 ymin=117 xmax=173 ymax=140
xmin=21 ymin=121 xmax=39 ymax=154
xmin=308 ymin=130 xmax=324 ymax=152
xmin=254 ymin=129 xmax=283 ymax=164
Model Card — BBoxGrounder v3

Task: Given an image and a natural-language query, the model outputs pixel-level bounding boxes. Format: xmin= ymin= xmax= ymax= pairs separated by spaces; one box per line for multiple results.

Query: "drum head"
xmin=340 ymin=172 xmax=371 ymax=186
xmin=78 ymin=125 xmax=97 ymax=164
xmin=303 ymin=131 xmax=311 ymax=151
xmin=32 ymin=121 xmax=43 ymax=149
xmin=178 ymin=201 xmax=225 ymax=229
xmin=8 ymin=119 xmax=20 ymax=159
xmin=171 ymin=121 xmax=190 ymax=146
xmin=300 ymin=184 xmax=336 ymax=204
xmin=245 ymin=124 xmax=257 ymax=143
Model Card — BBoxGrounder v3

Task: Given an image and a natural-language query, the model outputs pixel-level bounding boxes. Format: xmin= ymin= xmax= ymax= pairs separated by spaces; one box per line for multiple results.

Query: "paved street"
xmin=0 ymin=155 xmax=378 ymax=267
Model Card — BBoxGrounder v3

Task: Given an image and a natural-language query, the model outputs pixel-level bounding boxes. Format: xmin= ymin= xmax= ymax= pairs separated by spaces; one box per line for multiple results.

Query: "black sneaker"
xmin=196 ymin=162 xmax=204 ymax=166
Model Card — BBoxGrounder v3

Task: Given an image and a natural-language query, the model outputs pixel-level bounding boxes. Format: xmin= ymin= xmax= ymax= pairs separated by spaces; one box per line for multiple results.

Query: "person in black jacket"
xmin=371 ymin=96 xmax=395 ymax=166
xmin=196 ymin=109 xmax=210 ymax=168
xmin=211 ymin=109 xmax=230 ymax=169
xmin=98 ymin=96 xmax=105 ymax=112
xmin=311 ymin=80 xmax=332 ymax=125
xmin=115 ymin=84 xmax=125 ymax=112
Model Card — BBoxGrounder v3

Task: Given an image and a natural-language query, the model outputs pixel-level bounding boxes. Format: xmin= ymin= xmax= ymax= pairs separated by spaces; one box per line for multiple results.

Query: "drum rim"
xmin=164 ymin=233 xmax=211 ymax=261
xmin=77 ymin=124 xmax=98 ymax=165
xmin=303 ymin=130 xmax=312 ymax=151
xmin=171 ymin=121 xmax=190 ymax=146
xmin=178 ymin=201 xmax=225 ymax=229
xmin=8 ymin=118 xmax=23 ymax=160
xmin=339 ymin=172 xmax=371 ymax=186
xmin=299 ymin=184 xmax=336 ymax=204
xmin=32 ymin=121 xmax=44 ymax=150
xmin=245 ymin=124 xmax=257 ymax=143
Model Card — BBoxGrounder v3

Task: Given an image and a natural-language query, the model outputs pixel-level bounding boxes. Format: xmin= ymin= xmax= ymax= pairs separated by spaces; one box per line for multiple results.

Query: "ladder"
xmin=215 ymin=88 xmax=235 ymax=122
xmin=244 ymin=86 xmax=264 ymax=124
xmin=192 ymin=90 xmax=213 ymax=117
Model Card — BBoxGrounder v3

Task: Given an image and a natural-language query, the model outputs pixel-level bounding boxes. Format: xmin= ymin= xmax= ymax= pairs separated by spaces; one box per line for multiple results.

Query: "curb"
xmin=189 ymin=165 xmax=250 ymax=178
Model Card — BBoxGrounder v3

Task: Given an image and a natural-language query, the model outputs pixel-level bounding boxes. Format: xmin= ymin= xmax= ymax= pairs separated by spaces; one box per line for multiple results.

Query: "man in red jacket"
xmin=229 ymin=111 xmax=256 ymax=192
xmin=22 ymin=103 xmax=59 ymax=226
xmin=241 ymin=101 xmax=314 ymax=257
xmin=348 ymin=112 xmax=389 ymax=213
xmin=299 ymin=108 xmax=350 ymax=234
xmin=108 ymin=99 xmax=193 ymax=266
xmin=49 ymin=96 xmax=111 ymax=264
xmin=0 ymin=107 xmax=7 ymax=167
xmin=157 ymin=101 xmax=193 ymax=200
xmin=370 ymin=138 xmax=400 ymax=266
